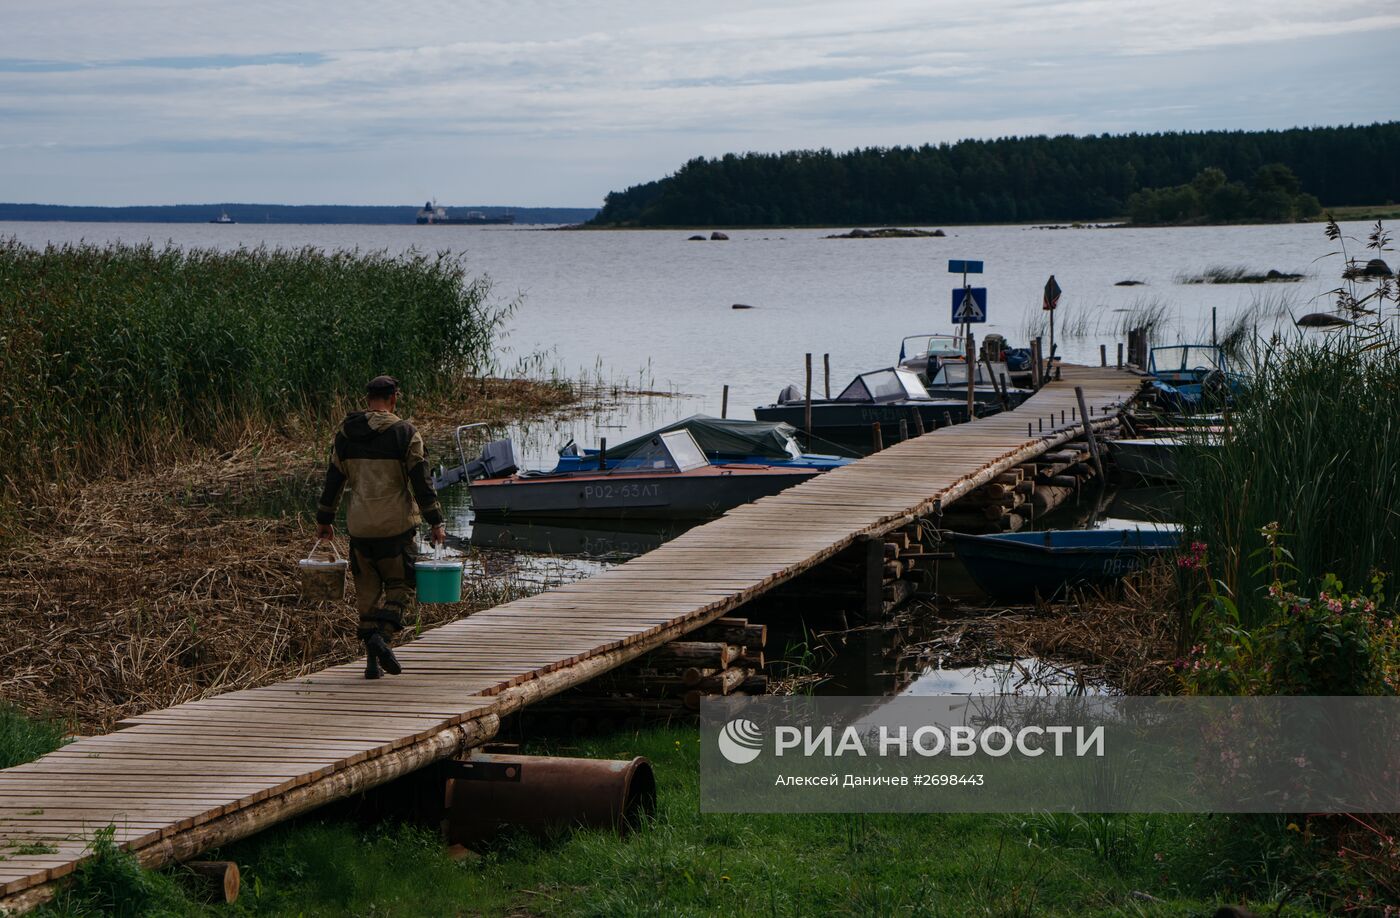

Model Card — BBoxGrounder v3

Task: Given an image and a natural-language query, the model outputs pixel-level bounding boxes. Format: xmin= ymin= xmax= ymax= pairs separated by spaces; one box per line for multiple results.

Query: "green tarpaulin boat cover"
xmin=606 ymin=415 xmax=800 ymax=460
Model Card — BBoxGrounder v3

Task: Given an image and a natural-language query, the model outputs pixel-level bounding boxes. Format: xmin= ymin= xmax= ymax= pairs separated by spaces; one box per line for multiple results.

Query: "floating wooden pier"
xmin=0 ymin=365 xmax=1142 ymax=913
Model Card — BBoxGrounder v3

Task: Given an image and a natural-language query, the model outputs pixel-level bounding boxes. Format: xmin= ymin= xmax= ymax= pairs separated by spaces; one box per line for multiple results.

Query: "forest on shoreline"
xmin=590 ymin=122 xmax=1400 ymax=228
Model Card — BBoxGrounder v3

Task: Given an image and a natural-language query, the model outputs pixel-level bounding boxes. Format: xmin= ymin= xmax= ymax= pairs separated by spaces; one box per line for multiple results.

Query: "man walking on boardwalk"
xmin=315 ymin=375 xmax=447 ymax=679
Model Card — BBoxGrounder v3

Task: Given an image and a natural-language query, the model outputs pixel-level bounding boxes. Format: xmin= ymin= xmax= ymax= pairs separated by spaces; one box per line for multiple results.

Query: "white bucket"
xmin=299 ymin=539 xmax=349 ymax=602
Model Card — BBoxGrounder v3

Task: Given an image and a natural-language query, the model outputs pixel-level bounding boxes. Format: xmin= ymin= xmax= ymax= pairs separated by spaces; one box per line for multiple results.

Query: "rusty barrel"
xmin=444 ymin=753 xmax=656 ymax=846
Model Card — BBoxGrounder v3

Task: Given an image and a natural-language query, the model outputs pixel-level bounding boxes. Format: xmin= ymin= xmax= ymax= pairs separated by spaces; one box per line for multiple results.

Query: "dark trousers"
xmin=349 ymin=530 xmax=418 ymax=639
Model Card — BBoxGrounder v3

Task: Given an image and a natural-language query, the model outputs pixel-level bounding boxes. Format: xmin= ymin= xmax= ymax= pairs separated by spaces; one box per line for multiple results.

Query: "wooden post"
xmin=1031 ymin=339 xmax=1043 ymax=388
xmin=871 ymin=422 xmax=883 ymax=452
xmin=899 ymin=418 xmax=909 ymax=443
xmin=804 ymin=353 xmax=813 ymax=447
xmin=823 ymin=353 xmax=831 ymax=398
xmin=599 ymin=437 xmax=607 ymax=471
xmin=1099 ymin=344 xmax=1107 ymax=367
xmin=1211 ymin=307 xmax=1217 ymax=347
xmin=982 ymin=355 xmax=1008 ymax=410
xmin=1074 ymin=386 xmax=1106 ymax=481
xmin=912 ymin=409 xmax=926 ymax=435
xmin=862 ymin=535 xmax=884 ymax=615
xmin=720 ymin=385 xmax=729 ymax=419
xmin=965 ymin=332 xmax=976 ymax=419
xmin=1117 ymin=341 xmax=1124 ymax=368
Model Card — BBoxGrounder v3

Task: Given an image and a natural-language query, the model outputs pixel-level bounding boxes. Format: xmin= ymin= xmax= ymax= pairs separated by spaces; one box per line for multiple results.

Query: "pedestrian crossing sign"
xmin=952 ymin=286 xmax=987 ymax=323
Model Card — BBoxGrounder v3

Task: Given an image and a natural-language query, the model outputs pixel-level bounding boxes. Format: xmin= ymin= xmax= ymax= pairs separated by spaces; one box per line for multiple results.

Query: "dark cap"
xmin=366 ymin=375 xmax=399 ymax=397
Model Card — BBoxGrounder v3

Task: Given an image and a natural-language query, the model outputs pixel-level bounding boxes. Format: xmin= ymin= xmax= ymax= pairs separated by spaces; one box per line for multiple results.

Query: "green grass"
xmin=68 ymin=726 xmax=1307 ymax=917
xmin=0 ymin=704 xmax=67 ymax=769
xmin=0 ymin=238 xmax=509 ymax=505
xmin=0 ymin=719 xmax=1328 ymax=915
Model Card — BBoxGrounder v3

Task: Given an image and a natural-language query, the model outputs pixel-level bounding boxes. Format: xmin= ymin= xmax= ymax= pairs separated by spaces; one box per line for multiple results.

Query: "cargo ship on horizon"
xmin=415 ymin=200 xmax=515 ymax=225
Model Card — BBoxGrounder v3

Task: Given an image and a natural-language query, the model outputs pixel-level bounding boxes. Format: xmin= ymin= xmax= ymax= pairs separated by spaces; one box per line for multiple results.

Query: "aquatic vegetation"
xmin=0 ymin=238 xmax=510 ymax=505
xmin=1177 ymin=264 xmax=1305 ymax=284
xmin=1175 ymin=222 xmax=1399 ymax=631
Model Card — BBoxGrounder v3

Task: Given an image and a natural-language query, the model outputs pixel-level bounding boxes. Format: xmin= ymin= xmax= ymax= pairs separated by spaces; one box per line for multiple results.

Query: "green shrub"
xmin=0 ymin=705 xmax=67 ymax=768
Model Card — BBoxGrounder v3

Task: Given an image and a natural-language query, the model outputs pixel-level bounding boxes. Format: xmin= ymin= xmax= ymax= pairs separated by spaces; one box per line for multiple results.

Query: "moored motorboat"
xmin=466 ymin=429 xmax=819 ymax=520
xmin=951 ymin=526 xmax=1182 ymax=601
xmin=1147 ymin=344 xmax=1245 ymax=412
xmin=1109 ymin=436 xmax=1218 ymax=482
xmin=554 ymin=415 xmax=853 ymax=472
xmin=754 ymin=367 xmax=972 ymax=455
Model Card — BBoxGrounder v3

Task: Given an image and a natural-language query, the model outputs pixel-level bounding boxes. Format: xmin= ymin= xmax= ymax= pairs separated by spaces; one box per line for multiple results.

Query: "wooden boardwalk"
xmin=0 ymin=365 xmax=1142 ymax=912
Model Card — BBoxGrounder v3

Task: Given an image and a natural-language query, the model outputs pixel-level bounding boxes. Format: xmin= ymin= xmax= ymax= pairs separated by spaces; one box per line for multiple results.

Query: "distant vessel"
xmin=210 ymin=211 xmax=235 ymax=224
xmin=415 ymin=200 xmax=515 ymax=225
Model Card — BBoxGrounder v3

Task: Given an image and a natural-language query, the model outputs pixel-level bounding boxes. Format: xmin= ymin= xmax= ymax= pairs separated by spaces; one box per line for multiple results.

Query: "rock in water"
xmin=710 ymin=231 xmax=729 ymax=240
xmin=687 ymin=235 xmax=706 ymax=241
xmin=1115 ymin=280 xmax=1146 ymax=286
xmin=731 ymin=303 xmax=754 ymax=310
xmin=1295 ymin=312 xmax=1352 ymax=328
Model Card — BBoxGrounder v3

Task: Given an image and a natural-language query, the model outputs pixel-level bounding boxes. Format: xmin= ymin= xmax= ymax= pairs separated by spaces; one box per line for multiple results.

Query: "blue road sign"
xmin=948 ymin=259 xmax=984 ymax=274
xmin=952 ymin=286 xmax=988 ymax=323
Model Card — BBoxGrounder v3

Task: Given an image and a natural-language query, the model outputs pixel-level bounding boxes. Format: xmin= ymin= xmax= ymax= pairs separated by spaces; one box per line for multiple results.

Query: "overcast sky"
xmin=1 ymin=1 xmax=1396 ymax=208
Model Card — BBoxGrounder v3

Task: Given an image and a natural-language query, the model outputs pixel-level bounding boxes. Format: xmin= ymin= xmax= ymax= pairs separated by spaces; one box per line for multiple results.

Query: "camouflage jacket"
xmin=316 ymin=410 xmax=443 ymax=539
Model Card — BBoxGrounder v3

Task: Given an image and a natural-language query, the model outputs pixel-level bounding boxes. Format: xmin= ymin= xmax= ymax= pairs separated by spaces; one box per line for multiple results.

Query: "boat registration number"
xmin=1101 ymin=558 xmax=1144 ymax=575
xmin=583 ymin=483 xmax=662 ymax=501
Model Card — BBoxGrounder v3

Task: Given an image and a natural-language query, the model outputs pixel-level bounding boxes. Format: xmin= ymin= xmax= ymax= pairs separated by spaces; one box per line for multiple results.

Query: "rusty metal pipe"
xmin=444 ymin=753 xmax=656 ymax=846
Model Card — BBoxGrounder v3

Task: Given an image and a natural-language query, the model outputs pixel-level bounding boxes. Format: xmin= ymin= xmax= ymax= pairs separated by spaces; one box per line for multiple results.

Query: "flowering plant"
xmin=1181 ymin=524 xmax=1397 ymax=696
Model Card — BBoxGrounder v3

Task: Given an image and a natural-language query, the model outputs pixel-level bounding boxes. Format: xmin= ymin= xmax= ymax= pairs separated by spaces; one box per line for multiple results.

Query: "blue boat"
xmin=554 ymin=415 xmax=853 ymax=473
xmin=1147 ymin=344 xmax=1245 ymax=412
xmin=950 ymin=527 xmax=1182 ymax=601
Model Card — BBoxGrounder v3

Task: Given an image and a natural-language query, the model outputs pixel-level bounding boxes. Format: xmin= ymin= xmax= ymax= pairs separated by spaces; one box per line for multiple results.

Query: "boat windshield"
xmin=1150 ymin=345 xmax=1225 ymax=373
xmin=928 ymin=360 xmax=993 ymax=385
xmin=628 ymin=430 xmax=710 ymax=472
xmin=900 ymin=333 xmax=964 ymax=361
xmin=837 ymin=368 xmax=931 ymax=402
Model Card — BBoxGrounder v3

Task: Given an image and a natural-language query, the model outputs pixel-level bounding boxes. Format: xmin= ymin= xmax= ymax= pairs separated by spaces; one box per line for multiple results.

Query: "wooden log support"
xmin=649 ymin=642 xmax=739 ymax=668
xmin=698 ymin=668 xmax=746 ymax=696
xmin=692 ymin=618 xmax=766 ymax=649
xmin=185 ymin=861 xmax=239 ymax=904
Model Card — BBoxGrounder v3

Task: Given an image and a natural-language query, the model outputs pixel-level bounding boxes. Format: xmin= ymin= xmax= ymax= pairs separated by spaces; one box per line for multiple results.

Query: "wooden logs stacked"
xmin=522 ymin=617 xmax=769 ymax=729
xmin=877 ymin=522 xmax=941 ymax=612
xmin=940 ymin=439 xmax=1110 ymax=534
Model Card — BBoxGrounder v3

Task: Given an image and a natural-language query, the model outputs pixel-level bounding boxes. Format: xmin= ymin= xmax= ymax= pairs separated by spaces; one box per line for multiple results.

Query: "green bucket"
xmin=415 ymin=559 xmax=464 ymax=604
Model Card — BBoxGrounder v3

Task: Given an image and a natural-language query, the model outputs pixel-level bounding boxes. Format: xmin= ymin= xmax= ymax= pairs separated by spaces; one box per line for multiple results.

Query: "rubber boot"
xmin=364 ymin=641 xmax=382 ymax=680
xmin=367 ymin=632 xmax=402 ymax=676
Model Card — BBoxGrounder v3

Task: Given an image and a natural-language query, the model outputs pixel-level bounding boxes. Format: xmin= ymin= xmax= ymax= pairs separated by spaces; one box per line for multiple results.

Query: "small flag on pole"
xmin=1042 ymin=275 xmax=1062 ymax=311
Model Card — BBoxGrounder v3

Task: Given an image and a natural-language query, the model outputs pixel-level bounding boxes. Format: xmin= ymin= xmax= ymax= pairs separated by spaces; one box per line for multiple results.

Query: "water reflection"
xmin=900 ymin=658 xmax=1105 ymax=696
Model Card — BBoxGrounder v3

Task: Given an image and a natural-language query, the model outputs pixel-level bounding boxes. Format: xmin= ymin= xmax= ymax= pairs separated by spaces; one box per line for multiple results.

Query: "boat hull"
xmin=1108 ymin=437 xmax=1208 ymax=481
xmin=468 ymin=466 xmax=818 ymax=520
xmin=951 ymin=529 xmax=1181 ymax=601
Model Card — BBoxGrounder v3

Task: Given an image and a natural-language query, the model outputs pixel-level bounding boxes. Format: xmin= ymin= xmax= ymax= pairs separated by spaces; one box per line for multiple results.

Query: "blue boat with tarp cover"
xmin=554 ymin=415 xmax=853 ymax=473
xmin=951 ymin=526 xmax=1182 ymax=601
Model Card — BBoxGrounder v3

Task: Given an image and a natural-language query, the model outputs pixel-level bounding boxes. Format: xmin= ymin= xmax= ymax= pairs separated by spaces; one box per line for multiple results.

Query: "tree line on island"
xmin=589 ymin=122 xmax=1400 ymax=227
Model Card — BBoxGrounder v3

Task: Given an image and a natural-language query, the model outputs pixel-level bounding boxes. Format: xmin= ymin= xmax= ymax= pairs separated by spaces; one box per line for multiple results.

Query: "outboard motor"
xmin=982 ymin=333 xmax=1007 ymax=363
xmin=777 ymin=384 xmax=803 ymax=404
xmin=465 ymin=439 xmax=520 ymax=481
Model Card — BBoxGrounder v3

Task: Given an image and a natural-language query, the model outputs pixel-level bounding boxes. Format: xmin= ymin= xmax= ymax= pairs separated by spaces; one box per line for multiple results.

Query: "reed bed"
xmin=1175 ymin=326 xmax=1400 ymax=630
xmin=0 ymin=379 xmax=588 ymax=733
xmin=0 ymin=238 xmax=509 ymax=507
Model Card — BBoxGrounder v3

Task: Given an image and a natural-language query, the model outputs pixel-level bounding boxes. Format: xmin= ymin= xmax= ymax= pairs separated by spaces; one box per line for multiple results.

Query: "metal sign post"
xmin=948 ymin=260 xmax=987 ymax=339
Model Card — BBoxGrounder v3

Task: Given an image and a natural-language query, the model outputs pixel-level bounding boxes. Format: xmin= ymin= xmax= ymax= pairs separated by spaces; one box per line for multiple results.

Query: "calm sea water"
xmin=3 ymin=219 xmax=1365 ymax=453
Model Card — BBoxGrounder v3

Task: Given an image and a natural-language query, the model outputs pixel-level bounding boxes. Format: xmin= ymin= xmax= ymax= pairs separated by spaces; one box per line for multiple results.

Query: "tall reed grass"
xmin=0 ymin=238 xmax=509 ymax=502
xmin=1175 ymin=327 xmax=1400 ymax=630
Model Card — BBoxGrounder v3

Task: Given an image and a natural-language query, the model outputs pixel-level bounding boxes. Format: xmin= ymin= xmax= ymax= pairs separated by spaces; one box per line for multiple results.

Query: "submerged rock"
xmin=687 ymin=234 xmax=706 ymax=241
xmin=710 ymin=231 xmax=729 ymax=241
xmin=731 ymin=303 xmax=754 ymax=310
xmin=1114 ymin=280 xmax=1146 ymax=286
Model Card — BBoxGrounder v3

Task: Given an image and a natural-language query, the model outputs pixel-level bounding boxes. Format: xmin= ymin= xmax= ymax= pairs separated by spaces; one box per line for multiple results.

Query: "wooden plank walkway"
xmin=0 ymin=365 xmax=1142 ymax=912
